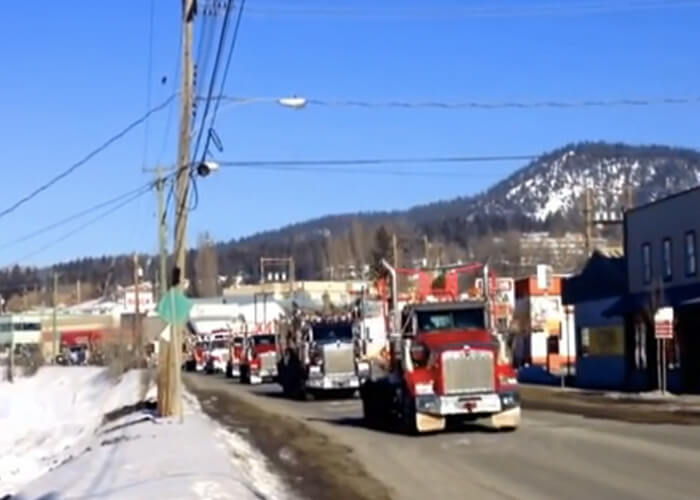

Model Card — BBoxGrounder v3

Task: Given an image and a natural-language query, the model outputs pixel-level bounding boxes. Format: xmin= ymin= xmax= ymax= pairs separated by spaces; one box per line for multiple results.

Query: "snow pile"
xmin=0 ymin=367 xmax=147 ymax=496
xmin=15 ymin=388 xmax=291 ymax=500
xmin=184 ymin=392 xmax=293 ymax=500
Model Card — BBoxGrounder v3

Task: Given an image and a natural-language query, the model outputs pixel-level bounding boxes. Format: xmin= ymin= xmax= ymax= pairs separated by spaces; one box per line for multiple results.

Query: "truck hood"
xmin=417 ymin=329 xmax=495 ymax=351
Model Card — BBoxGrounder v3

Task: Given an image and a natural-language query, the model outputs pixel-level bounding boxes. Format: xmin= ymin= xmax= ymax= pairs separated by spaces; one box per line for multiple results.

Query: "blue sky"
xmin=1 ymin=0 xmax=700 ymax=267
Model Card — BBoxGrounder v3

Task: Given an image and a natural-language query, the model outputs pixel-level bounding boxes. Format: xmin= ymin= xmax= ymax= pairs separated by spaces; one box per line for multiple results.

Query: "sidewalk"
xmin=4 ymin=368 xmax=291 ymax=500
xmin=520 ymin=384 xmax=700 ymax=424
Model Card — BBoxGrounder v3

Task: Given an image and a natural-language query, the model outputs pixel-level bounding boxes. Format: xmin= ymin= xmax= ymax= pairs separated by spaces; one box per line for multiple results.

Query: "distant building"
xmin=511 ymin=265 xmax=576 ymax=378
xmin=606 ymin=186 xmax=700 ymax=393
xmin=519 ymin=232 xmax=611 ymax=270
xmin=562 ymin=249 xmax=627 ymax=390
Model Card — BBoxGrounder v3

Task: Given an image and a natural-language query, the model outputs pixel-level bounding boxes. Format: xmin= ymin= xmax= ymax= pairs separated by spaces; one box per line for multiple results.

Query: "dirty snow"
xmin=2 ymin=368 xmax=293 ymax=500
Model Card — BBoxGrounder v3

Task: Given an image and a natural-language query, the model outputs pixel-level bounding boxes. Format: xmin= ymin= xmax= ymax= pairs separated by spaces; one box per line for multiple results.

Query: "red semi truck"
xmin=239 ymin=332 xmax=278 ymax=384
xmin=360 ymin=261 xmax=520 ymax=434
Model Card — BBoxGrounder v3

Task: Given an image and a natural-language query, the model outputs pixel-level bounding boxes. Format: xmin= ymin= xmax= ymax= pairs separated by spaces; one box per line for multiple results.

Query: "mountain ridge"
xmin=3 ymin=140 xmax=700 ymax=306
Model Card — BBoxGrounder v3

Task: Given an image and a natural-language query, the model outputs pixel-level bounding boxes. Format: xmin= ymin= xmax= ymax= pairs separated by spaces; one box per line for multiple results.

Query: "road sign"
xmin=156 ymin=288 xmax=192 ymax=326
xmin=654 ymin=307 xmax=674 ymax=339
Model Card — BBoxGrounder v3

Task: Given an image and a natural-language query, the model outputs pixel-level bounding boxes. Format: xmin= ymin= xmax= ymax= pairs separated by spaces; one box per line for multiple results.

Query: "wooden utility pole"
xmin=156 ymin=167 xmax=168 ymax=300
xmin=163 ymin=0 xmax=195 ymax=419
xmin=133 ymin=253 xmax=142 ymax=362
xmin=583 ymin=187 xmax=593 ymax=257
xmin=52 ymin=272 xmax=59 ymax=359
xmin=76 ymin=279 xmax=81 ymax=304
xmin=423 ymin=235 xmax=430 ymax=267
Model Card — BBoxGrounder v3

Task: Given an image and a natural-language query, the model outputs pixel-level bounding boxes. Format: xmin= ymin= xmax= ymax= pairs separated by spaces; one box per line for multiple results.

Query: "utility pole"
xmin=52 ymin=272 xmax=59 ymax=360
xmin=583 ymin=187 xmax=593 ymax=257
xmin=392 ymin=233 xmax=399 ymax=271
xmin=76 ymin=279 xmax=81 ymax=304
xmin=156 ymin=167 xmax=168 ymax=300
xmin=133 ymin=253 xmax=142 ymax=362
xmin=423 ymin=235 xmax=430 ymax=267
xmin=164 ymin=0 xmax=195 ymax=420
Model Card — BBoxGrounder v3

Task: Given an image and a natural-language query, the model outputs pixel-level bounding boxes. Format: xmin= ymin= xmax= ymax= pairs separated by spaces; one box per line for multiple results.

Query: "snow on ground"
xmin=0 ymin=367 xmax=148 ymax=496
xmin=3 ymin=367 xmax=293 ymax=500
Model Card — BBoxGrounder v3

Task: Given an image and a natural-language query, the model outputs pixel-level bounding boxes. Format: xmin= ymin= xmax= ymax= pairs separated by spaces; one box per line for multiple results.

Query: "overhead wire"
xmin=142 ymin=0 xmax=156 ymax=170
xmin=0 ymin=182 xmax=155 ymax=251
xmin=203 ymin=0 xmax=248 ymax=156
xmin=190 ymin=0 xmax=235 ymax=165
xmin=216 ymin=94 xmax=700 ymax=110
xmin=11 ymin=187 xmax=153 ymax=264
xmin=241 ymin=0 xmax=700 ymax=19
xmin=0 ymin=94 xmax=176 ymax=222
xmin=219 ymin=154 xmax=539 ymax=168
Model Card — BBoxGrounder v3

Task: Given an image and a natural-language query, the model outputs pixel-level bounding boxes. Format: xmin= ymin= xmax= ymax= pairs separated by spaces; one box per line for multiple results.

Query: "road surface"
xmin=186 ymin=373 xmax=700 ymax=500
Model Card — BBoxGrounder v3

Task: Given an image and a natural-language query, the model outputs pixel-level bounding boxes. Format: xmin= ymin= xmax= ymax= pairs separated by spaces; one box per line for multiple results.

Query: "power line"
xmin=203 ymin=0 xmax=247 ymax=156
xmin=142 ymin=0 xmax=156 ymax=170
xmin=241 ymin=0 xmax=700 ymax=19
xmin=0 ymin=182 xmax=154 ymax=251
xmin=10 ymin=188 xmax=153 ymax=265
xmin=219 ymin=154 xmax=538 ymax=168
xmin=219 ymin=164 xmax=518 ymax=178
xmin=190 ymin=0 xmax=236 ymax=165
xmin=0 ymin=94 xmax=176 ymax=222
xmin=155 ymin=28 xmax=183 ymax=166
xmin=217 ymin=94 xmax=700 ymax=110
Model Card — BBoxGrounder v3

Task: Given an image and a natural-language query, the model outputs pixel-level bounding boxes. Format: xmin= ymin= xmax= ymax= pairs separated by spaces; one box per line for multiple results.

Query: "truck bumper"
xmin=306 ymin=374 xmax=360 ymax=390
xmin=415 ymin=391 xmax=520 ymax=417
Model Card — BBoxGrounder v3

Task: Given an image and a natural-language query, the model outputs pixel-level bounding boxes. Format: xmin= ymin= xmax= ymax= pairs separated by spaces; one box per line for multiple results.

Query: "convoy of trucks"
xmin=187 ymin=262 xmax=520 ymax=434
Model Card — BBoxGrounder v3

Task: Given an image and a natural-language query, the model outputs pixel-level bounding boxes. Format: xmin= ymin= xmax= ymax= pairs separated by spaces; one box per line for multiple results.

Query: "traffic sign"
xmin=654 ymin=307 xmax=674 ymax=339
xmin=156 ymin=288 xmax=192 ymax=326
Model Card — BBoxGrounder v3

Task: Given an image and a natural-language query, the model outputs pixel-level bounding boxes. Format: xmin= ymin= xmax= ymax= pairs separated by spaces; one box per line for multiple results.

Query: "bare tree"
xmin=194 ymin=232 xmax=220 ymax=297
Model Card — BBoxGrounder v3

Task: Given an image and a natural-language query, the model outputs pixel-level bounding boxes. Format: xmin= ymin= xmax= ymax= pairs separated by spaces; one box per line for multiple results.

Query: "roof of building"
xmin=562 ymin=250 xmax=627 ymax=304
xmin=626 ymin=184 xmax=700 ymax=216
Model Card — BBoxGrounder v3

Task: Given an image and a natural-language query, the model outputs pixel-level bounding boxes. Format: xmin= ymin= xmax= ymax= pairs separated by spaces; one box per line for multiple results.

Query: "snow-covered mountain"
xmin=465 ymin=142 xmax=700 ymax=221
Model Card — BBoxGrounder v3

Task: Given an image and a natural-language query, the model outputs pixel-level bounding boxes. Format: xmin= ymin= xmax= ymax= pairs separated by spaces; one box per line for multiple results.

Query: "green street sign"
xmin=157 ymin=288 xmax=192 ymax=326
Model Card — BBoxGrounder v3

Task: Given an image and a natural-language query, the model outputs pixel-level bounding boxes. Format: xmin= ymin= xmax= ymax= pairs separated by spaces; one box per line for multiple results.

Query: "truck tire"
xmin=398 ymin=388 xmax=418 ymax=435
xmin=240 ymin=365 xmax=250 ymax=384
xmin=361 ymin=387 xmax=381 ymax=429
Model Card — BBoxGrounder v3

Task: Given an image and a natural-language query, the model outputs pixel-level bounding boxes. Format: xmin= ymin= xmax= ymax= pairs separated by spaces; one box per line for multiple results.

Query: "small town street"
xmin=186 ymin=373 xmax=700 ymax=500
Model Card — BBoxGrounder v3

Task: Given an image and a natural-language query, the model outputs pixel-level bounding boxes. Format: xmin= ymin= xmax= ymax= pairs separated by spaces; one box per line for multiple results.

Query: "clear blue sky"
xmin=1 ymin=0 xmax=699 ymax=267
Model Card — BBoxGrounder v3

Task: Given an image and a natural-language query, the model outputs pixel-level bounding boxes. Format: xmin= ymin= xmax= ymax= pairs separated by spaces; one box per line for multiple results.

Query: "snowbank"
xmin=14 ymin=387 xmax=292 ymax=500
xmin=0 ymin=367 xmax=147 ymax=496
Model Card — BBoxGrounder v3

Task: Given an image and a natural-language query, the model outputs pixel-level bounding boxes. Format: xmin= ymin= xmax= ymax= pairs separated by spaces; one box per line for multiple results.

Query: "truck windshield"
xmin=416 ymin=308 xmax=485 ymax=332
xmin=210 ymin=340 xmax=227 ymax=350
xmin=313 ymin=325 xmax=353 ymax=342
xmin=253 ymin=334 xmax=276 ymax=346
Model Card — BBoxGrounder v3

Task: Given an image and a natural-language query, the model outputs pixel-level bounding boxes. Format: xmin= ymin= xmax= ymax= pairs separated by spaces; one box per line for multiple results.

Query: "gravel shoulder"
xmin=184 ymin=374 xmax=393 ymax=500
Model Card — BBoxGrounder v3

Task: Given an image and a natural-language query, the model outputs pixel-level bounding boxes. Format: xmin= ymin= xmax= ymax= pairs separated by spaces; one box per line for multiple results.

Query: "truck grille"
xmin=322 ymin=344 xmax=355 ymax=375
xmin=442 ymin=349 xmax=494 ymax=395
xmin=260 ymin=352 xmax=277 ymax=372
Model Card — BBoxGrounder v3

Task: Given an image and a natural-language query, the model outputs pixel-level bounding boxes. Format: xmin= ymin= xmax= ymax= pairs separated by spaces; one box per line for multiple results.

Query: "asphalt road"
xmin=186 ymin=373 xmax=700 ymax=500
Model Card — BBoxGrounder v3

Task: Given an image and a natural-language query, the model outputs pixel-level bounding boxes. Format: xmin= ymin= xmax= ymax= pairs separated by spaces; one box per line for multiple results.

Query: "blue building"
xmin=562 ymin=250 xmax=628 ymax=390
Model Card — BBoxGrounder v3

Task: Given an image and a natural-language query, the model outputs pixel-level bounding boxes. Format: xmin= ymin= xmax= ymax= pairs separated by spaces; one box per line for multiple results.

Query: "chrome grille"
xmin=322 ymin=344 xmax=355 ymax=375
xmin=260 ymin=352 xmax=277 ymax=372
xmin=442 ymin=349 xmax=494 ymax=394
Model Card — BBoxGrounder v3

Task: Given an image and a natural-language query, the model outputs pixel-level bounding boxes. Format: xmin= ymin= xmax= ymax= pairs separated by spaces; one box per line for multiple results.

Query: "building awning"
xmin=680 ymin=296 xmax=700 ymax=306
xmin=602 ymin=293 xmax=648 ymax=317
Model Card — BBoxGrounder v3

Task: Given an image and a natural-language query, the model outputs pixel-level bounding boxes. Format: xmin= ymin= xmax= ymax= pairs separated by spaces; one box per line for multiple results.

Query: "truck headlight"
xmin=309 ymin=365 xmax=322 ymax=377
xmin=415 ymin=382 xmax=434 ymax=395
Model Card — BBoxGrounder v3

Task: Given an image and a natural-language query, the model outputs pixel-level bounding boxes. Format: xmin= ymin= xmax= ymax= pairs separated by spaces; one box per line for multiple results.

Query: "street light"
xmin=277 ymin=97 xmax=307 ymax=109
xmin=218 ymin=95 xmax=309 ymax=115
